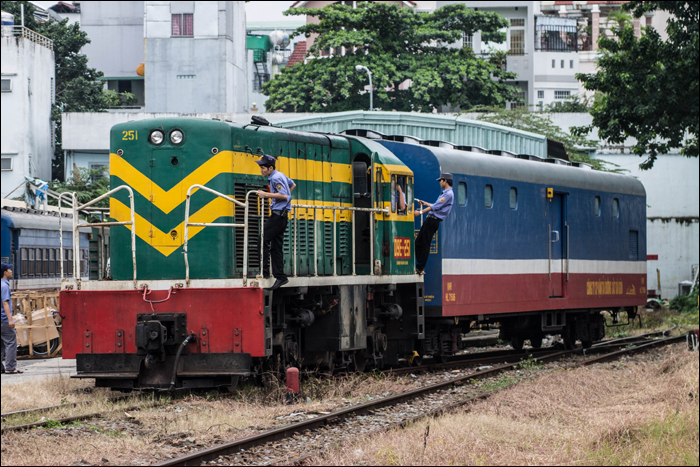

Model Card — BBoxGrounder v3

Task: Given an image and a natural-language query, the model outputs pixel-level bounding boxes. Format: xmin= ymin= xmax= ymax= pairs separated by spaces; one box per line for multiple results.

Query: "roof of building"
xmin=48 ymin=2 xmax=80 ymax=13
xmin=286 ymin=41 xmax=307 ymax=67
xmin=274 ymin=111 xmax=549 ymax=157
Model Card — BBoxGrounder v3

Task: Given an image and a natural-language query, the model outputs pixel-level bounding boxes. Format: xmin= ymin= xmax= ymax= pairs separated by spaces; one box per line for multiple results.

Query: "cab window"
xmin=392 ymin=175 xmax=408 ymax=215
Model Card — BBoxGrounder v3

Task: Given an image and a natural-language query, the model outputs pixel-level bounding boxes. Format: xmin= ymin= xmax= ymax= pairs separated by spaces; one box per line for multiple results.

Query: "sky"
xmin=27 ymin=1 xmax=298 ymax=23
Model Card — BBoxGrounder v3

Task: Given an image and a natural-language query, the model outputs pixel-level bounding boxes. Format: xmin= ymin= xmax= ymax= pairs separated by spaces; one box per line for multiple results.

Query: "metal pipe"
xmin=260 ymin=198 xmax=265 ymax=275
xmin=183 ymin=191 xmax=193 ymax=285
xmin=293 ymin=207 xmax=298 ymax=278
xmin=370 ymin=212 xmax=375 ymax=276
xmin=333 ymin=209 xmax=337 ymax=277
xmin=351 ymin=210 xmax=356 ymax=276
xmin=566 ymin=222 xmax=570 ymax=282
xmin=313 ymin=208 xmax=318 ymax=277
xmin=548 ymin=224 xmax=552 ymax=281
xmin=57 ymin=192 xmax=75 ymax=280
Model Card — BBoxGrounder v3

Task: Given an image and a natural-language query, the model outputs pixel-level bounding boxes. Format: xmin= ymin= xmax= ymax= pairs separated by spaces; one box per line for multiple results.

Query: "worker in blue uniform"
xmin=414 ymin=173 xmax=454 ymax=275
xmin=256 ymin=154 xmax=296 ymax=290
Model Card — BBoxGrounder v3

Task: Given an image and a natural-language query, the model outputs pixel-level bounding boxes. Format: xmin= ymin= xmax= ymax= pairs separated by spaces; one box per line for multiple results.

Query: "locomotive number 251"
xmin=122 ymin=130 xmax=138 ymax=140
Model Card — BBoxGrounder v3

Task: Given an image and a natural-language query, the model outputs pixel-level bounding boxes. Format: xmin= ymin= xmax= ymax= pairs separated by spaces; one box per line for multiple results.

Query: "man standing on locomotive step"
xmin=414 ymin=174 xmax=454 ymax=275
xmin=256 ymin=154 xmax=296 ymax=290
xmin=2 ymin=263 xmax=21 ymax=374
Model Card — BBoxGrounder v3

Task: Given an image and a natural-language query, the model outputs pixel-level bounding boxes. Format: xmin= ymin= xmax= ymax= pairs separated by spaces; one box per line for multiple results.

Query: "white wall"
xmin=1 ymin=34 xmax=55 ymax=197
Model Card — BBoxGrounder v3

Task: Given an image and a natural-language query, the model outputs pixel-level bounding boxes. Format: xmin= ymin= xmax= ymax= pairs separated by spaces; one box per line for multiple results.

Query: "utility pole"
xmin=355 ymin=65 xmax=373 ymax=111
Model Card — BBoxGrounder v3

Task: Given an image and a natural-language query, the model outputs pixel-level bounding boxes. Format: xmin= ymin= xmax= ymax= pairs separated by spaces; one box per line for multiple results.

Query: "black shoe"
xmin=270 ymin=278 xmax=289 ymax=290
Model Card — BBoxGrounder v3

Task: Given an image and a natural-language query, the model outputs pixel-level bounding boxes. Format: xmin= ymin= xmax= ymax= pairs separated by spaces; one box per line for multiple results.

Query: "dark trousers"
xmin=1 ymin=321 xmax=18 ymax=373
xmin=261 ymin=213 xmax=288 ymax=281
xmin=415 ymin=216 xmax=441 ymax=271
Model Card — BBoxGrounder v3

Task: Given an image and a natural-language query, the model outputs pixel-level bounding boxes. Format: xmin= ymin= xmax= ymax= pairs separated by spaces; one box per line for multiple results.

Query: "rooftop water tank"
xmin=2 ymin=11 xmax=15 ymax=36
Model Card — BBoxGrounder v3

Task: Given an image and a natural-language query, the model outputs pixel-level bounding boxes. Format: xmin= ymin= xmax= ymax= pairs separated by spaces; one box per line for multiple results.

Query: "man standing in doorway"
xmin=256 ymin=154 xmax=296 ymax=290
xmin=1 ymin=263 xmax=21 ymax=374
xmin=414 ymin=174 xmax=454 ymax=275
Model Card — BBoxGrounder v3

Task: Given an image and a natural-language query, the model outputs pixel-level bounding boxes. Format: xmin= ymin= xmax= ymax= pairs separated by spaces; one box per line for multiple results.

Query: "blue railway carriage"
xmin=376 ymin=139 xmax=647 ymax=350
xmin=1 ymin=205 xmax=90 ymax=291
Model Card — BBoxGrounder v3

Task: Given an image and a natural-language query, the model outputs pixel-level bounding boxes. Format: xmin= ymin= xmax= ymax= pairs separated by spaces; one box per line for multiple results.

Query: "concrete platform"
xmin=1 ymin=358 xmax=77 ymax=387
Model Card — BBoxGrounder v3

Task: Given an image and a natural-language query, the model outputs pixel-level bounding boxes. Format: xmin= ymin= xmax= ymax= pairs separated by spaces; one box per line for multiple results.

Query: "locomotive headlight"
xmin=170 ymin=130 xmax=184 ymax=145
xmin=149 ymin=130 xmax=164 ymax=145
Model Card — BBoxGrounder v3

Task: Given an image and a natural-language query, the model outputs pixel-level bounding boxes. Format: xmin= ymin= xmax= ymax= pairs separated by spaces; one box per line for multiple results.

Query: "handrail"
xmin=73 ymin=186 xmax=137 ymax=287
xmin=58 ymin=192 xmax=76 ymax=280
xmin=290 ymin=204 xmax=389 ymax=277
xmin=183 ymin=185 xmax=247 ymax=286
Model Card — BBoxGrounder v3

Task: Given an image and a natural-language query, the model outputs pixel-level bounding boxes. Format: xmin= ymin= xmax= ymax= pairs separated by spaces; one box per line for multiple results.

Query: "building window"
xmin=28 ymin=248 xmax=35 ymax=277
xmin=552 ymin=59 xmax=556 ymax=68
xmin=90 ymin=163 xmax=108 ymax=180
xmin=1 ymin=157 xmax=12 ymax=171
xmin=537 ymin=90 xmax=544 ymax=99
xmin=49 ymin=248 xmax=56 ymax=275
xmin=561 ymin=59 xmax=565 ymax=68
xmin=555 ymin=90 xmax=571 ymax=100
xmin=511 ymin=18 xmax=525 ymax=27
xmin=458 ymin=182 xmax=467 ymax=206
xmin=594 ymin=196 xmax=601 ymax=217
xmin=510 ymin=29 xmax=525 ymax=55
xmin=613 ymin=198 xmax=620 ymax=218
xmin=485 ymin=185 xmax=493 ymax=208
xmin=42 ymin=249 xmax=49 ymax=276
xmin=172 ymin=13 xmax=193 ymax=36
xmin=463 ymin=33 xmax=473 ymax=49
xmin=0 ymin=78 xmax=11 ymax=92
xmin=81 ymin=249 xmax=89 ymax=276
xmin=510 ymin=187 xmax=518 ymax=210
xmin=570 ymin=60 xmax=574 ymax=69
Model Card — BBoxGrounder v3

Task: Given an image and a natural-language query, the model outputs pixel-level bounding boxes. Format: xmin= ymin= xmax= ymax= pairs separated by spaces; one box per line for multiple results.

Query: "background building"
xmin=1 ymin=19 xmax=56 ymax=198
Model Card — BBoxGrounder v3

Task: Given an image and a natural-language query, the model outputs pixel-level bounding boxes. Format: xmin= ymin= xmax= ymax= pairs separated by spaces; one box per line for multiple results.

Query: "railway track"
xmin=0 ymin=328 xmax=676 ymax=435
xmin=152 ymin=334 xmax=685 ymax=467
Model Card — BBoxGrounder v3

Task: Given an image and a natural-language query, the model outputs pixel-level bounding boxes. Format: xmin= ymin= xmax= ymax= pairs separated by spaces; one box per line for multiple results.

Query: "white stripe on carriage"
xmin=442 ymin=259 xmax=646 ymax=276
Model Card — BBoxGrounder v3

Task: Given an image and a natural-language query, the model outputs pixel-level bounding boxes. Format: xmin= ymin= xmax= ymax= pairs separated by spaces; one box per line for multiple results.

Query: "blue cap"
xmin=255 ymin=154 xmax=277 ymax=166
xmin=1 ymin=263 xmax=12 ymax=274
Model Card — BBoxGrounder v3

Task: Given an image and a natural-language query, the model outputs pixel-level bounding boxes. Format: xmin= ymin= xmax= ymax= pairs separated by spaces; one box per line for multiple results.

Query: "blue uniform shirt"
xmin=429 ymin=187 xmax=454 ymax=220
xmin=1 ymin=278 xmax=11 ymax=322
xmin=268 ymin=170 xmax=295 ymax=211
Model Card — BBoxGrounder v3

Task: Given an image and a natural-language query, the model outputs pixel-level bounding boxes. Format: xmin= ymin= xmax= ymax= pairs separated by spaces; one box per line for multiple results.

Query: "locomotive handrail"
xmin=183 ymin=184 xmax=248 ymax=286
xmin=58 ymin=192 xmax=77 ymax=280
xmin=73 ymin=186 xmax=137 ymax=287
xmin=290 ymin=204 xmax=390 ymax=277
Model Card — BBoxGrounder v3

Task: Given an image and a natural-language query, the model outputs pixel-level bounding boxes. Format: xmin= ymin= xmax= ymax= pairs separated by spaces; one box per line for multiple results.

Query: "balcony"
xmin=1 ymin=26 xmax=53 ymax=50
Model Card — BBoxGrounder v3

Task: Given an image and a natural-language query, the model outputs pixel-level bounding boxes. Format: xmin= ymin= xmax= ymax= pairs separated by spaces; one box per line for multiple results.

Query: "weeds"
xmin=519 ymin=355 xmax=544 ymax=371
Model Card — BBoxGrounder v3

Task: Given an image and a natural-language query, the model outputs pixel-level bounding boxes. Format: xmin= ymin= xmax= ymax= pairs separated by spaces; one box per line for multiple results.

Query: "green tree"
xmin=263 ymin=2 xmax=518 ymax=112
xmin=574 ymin=1 xmax=699 ymax=170
xmin=49 ymin=167 xmax=110 ymax=209
xmin=469 ymin=106 xmax=622 ymax=172
xmin=1 ymin=1 xmax=136 ymax=180
xmin=544 ymin=94 xmax=592 ymax=113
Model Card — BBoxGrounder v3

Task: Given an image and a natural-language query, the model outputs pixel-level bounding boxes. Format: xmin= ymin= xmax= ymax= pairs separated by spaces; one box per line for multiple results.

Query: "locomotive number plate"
xmin=394 ymin=237 xmax=411 ymax=259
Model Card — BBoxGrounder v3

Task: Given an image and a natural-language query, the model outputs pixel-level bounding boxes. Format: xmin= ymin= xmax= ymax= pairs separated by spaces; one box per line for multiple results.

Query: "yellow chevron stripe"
xmin=110 ymin=197 xmax=234 ymax=257
xmin=110 ymin=151 xmax=356 ymax=215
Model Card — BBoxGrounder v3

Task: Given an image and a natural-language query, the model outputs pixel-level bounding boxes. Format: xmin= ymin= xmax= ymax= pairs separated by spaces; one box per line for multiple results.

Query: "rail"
xmin=73 ymin=186 xmax=137 ymax=286
xmin=1 ymin=25 xmax=54 ymax=50
xmin=183 ymin=185 xmax=248 ymax=286
xmin=289 ymin=204 xmax=389 ymax=277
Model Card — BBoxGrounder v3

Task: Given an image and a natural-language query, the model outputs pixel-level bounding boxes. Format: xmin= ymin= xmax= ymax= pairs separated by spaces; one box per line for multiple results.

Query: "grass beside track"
xmin=318 ymin=343 xmax=699 ymax=466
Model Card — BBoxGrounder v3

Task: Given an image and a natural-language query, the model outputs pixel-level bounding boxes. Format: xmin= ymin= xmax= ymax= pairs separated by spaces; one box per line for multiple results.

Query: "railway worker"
xmin=1 ymin=263 xmax=21 ymax=375
xmin=414 ymin=174 xmax=454 ymax=275
xmin=255 ymin=154 xmax=296 ymax=290
xmin=396 ymin=177 xmax=407 ymax=213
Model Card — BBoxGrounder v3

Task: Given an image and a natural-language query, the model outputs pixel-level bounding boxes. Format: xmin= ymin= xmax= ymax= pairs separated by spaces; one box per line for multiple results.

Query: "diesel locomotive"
xmin=59 ymin=118 xmax=647 ymax=391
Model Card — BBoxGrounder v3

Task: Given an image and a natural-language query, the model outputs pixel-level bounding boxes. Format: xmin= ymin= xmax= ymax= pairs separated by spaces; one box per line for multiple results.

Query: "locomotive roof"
xmin=380 ymin=142 xmax=646 ymax=196
xmin=1 ymin=208 xmax=91 ymax=233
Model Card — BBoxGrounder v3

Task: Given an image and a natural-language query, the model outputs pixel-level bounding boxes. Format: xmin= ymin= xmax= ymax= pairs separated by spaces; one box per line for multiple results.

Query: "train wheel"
xmin=349 ymin=352 xmax=368 ymax=373
xmin=530 ymin=335 xmax=544 ymax=349
xmin=563 ymin=325 xmax=577 ymax=350
xmin=581 ymin=339 xmax=593 ymax=349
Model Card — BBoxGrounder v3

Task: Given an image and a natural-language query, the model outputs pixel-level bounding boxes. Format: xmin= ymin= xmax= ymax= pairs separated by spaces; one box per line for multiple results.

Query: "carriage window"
xmin=406 ymin=177 xmax=413 ymax=212
xmin=42 ymin=249 xmax=49 ymax=276
xmin=613 ymin=198 xmax=619 ymax=218
xmin=485 ymin=185 xmax=493 ymax=208
xmin=458 ymin=182 xmax=467 ymax=206
xmin=49 ymin=248 xmax=56 ymax=275
xmin=510 ymin=187 xmax=518 ymax=210
xmin=391 ymin=175 xmax=396 ymax=213
xmin=28 ymin=248 xmax=35 ymax=276
xmin=64 ymin=248 xmax=72 ymax=277
xmin=82 ymin=249 xmax=89 ymax=276
xmin=20 ymin=248 xmax=28 ymax=277
xmin=594 ymin=196 xmax=601 ymax=217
